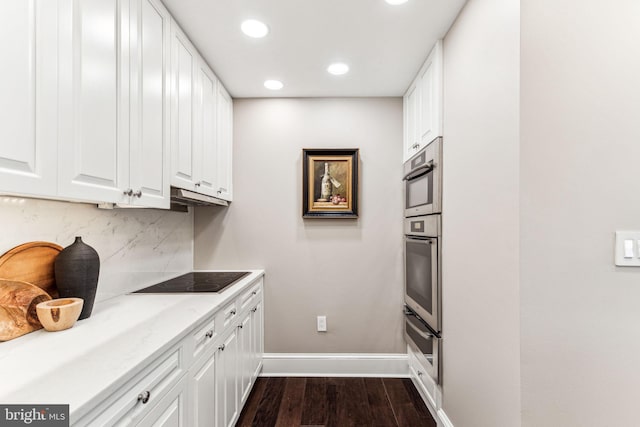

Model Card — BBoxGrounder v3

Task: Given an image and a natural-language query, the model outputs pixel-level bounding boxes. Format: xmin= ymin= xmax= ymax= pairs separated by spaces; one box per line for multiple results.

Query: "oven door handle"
xmin=402 ymin=161 xmax=434 ymax=181
xmin=406 ymin=314 xmax=436 ymax=340
xmin=402 ymin=160 xmax=434 ymax=181
xmin=405 ymin=236 xmax=433 ymax=244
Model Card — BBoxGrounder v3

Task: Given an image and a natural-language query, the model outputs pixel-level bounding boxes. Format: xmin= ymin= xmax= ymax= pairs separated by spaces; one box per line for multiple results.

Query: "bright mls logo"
xmin=0 ymin=405 xmax=69 ymax=426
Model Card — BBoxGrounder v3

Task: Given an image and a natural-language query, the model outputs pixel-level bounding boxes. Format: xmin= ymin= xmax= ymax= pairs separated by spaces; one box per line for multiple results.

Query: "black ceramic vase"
xmin=54 ymin=236 xmax=100 ymax=320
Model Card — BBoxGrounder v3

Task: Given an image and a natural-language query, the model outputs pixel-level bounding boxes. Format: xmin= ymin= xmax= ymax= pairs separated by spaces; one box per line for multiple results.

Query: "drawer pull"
xmin=137 ymin=391 xmax=151 ymax=404
xmin=205 ymin=330 xmax=214 ymax=339
xmin=251 ymin=307 xmax=257 ymax=313
xmin=218 ymin=344 xmax=226 ymax=351
xmin=417 ymin=371 xmax=424 ymax=377
xmin=238 ymin=324 xmax=243 ymax=329
xmin=230 ymin=309 xmax=236 ymax=316
xmin=252 ymin=290 xmax=257 ymax=296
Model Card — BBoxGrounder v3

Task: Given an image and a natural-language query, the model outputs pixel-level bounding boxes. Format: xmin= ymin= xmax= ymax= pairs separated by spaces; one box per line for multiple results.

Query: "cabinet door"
xmin=194 ymin=63 xmax=218 ymax=197
xmin=137 ymin=376 xmax=188 ymax=427
xmin=250 ymin=301 xmax=264 ymax=378
xmin=238 ymin=312 xmax=252 ymax=404
xmin=0 ymin=0 xmax=58 ymax=198
xmin=58 ymin=0 xmax=130 ymax=204
xmin=170 ymin=22 xmax=198 ymax=191
xmin=190 ymin=347 xmax=217 ymax=427
xmin=215 ymin=328 xmax=238 ymax=427
xmin=129 ymin=0 xmax=170 ymax=208
xmin=403 ymin=82 xmax=420 ymax=161
xmin=215 ymin=85 xmax=233 ymax=201
xmin=419 ymin=40 xmax=443 ymax=146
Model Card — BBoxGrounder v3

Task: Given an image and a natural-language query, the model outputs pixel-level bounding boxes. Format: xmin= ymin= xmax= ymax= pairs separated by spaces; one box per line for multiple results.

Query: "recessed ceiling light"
xmin=327 ymin=63 xmax=350 ymax=76
xmin=241 ymin=19 xmax=269 ymax=38
xmin=264 ymin=80 xmax=283 ymax=90
xmin=385 ymin=0 xmax=409 ymax=4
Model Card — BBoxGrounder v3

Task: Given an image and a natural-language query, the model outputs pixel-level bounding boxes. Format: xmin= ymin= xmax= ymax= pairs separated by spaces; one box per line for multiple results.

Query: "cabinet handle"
xmin=205 ymin=330 xmax=214 ymax=339
xmin=251 ymin=307 xmax=257 ymax=313
xmin=123 ymin=189 xmax=133 ymax=196
xmin=238 ymin=324 xmax=243 ymax=329
xmin=137 ymin=391 xmax=151 ymax=404
xmin=252 ymin=291 xmax=257 ymax=296
xmin=417 ymin=371 xmax=424 ymax=377
xmin=195 ymin=181 xmax=201 ymax=187
xmin=218 ymin=344 xmax=226 ymax=351
xmin=133 ymin=190 xmax=142 ymax=198
xmin=230 ymin=309 xmax=236 ymax=316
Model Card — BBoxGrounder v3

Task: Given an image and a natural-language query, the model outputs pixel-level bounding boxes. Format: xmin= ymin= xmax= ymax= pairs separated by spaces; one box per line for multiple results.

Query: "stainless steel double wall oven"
xmin=403 ymin=137 xmax=443 ymax=385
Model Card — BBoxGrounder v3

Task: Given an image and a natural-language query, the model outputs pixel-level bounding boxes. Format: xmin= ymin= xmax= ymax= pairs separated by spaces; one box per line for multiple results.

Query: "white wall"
xmin=0 ymin=197 xmax=193 ymax=302
xmin=520 ymin=1 xmax=640 ymax=425
xmin=441 ymin=0 xmax=521 ymax=425
xmin=194 ymin=98 xmax=405 ymax=353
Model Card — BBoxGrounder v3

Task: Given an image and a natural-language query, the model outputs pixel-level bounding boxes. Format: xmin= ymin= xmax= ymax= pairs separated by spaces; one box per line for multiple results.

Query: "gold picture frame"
xmin=302 ymin=149 xmax=359 ymax=218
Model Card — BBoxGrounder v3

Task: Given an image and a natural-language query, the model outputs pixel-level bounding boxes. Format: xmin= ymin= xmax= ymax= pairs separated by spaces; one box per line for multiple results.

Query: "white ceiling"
xmin=161 ymin=0 xmax=467 ymax=98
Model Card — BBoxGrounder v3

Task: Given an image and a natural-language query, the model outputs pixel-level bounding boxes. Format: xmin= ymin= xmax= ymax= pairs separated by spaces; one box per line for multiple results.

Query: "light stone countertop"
xmin=0 ymin=269 xmax=265 ymax=421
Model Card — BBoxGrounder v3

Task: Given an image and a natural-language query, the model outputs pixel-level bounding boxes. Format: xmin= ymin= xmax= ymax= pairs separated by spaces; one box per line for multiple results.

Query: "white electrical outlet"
xmin=317 ymin=315 xmax=327 ymax=332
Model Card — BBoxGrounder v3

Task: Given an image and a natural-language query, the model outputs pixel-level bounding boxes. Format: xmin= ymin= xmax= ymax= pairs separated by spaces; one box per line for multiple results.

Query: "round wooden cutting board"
xmin=0 ymin=279 xmax=52 ymax=341
xmin=0 ymin=241 xmax=63 ymax=298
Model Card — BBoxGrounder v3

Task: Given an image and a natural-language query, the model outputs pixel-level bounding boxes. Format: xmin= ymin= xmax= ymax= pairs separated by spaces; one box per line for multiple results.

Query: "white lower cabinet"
xmin=75 ymin=278 xmax=264 ymax=427
xmin=137 ymin=376 xmax=188 ymax=427
xmin=250 ymin=301 xmax=264 ymax=379
xmin=238 ymin=312 xmax=252 ymax=404
xmin=189 ymin=346 xmax=217 ymax=427
xmin=407 ymin=344 xmax=441 ymax=418
xmin=74 ymin=347 xmax=185 ymax=426
xmin=215 ymin=327 xmax=239 ymax=427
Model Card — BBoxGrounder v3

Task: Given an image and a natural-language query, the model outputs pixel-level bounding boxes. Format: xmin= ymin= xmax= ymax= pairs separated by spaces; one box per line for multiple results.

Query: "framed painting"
xmin=302 ymin=148 xmax=359 ymax=218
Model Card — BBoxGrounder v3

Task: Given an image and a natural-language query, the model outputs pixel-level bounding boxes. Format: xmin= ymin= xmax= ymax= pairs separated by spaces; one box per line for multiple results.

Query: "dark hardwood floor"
xmin=236 ymin=377 xmax=437 ymax=427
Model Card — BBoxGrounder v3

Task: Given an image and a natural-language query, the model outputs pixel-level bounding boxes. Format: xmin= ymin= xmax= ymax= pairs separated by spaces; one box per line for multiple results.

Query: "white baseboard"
xmin=260 ymin=353 xmax=409 ymax=377
xmin=437 ymin=408 xmax=454 ymax=427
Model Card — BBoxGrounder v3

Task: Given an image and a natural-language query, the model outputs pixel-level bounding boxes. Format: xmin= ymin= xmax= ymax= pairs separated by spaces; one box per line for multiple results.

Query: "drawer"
xmin=216 ymin=300 xmax=238 ymax=334
xmin=76 ymin=347 xmax=184 ymax=427
xmin=407 ymin=344 xmax=440 ymax=410
xmin=192 ymin=315 xmax=216 ymax=360
xmin=239 ymin=279 xmax=262 ymax=312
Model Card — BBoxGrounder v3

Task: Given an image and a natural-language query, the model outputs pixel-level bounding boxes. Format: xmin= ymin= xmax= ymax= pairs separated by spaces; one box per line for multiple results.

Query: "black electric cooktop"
xmin=133 ymin=271 xmax=251 ymax=293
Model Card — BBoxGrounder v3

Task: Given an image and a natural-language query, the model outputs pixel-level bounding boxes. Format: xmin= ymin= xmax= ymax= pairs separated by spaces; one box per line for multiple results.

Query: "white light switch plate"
xmin=615 ymin=231 xmax=640 ymax=266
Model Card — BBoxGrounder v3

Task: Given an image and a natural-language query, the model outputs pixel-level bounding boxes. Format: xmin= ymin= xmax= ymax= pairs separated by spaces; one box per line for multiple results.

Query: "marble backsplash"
xmin=0 ymin=196 xmax=193 ymax=302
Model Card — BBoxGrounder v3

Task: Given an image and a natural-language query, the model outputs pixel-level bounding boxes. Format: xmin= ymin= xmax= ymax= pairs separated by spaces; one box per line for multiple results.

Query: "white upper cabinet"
xmin=403 ymin=40 xmax=443 ymax=162
xmin=57 ymin=0 xmax=170 ymax=207
xmin=215 ymin=84 xmax=233 ymax=201
xmin=128 ymin=0 xmax=171 ymax=208
xmin=0 ymin=0 xmax=59 ymax=198
xmin=404 ymin=82 xmax=419 ymax=156
xmin=195 ymin=62 xmax=220 ymax=197
xmin=171 ymin=21 xmax=233 ymax=201
xmin=57 ymin=0 xmax=130 ymax=204
xmin=1 ymin=0 xmax=232 ymax=207
xmin=170 ymin=22 xmax=198 ymax=192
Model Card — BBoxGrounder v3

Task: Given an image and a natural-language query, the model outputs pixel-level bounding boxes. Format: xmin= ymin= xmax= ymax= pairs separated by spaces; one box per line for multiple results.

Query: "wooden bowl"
xmin=36 ymin=298 xmax=84 ymax=332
